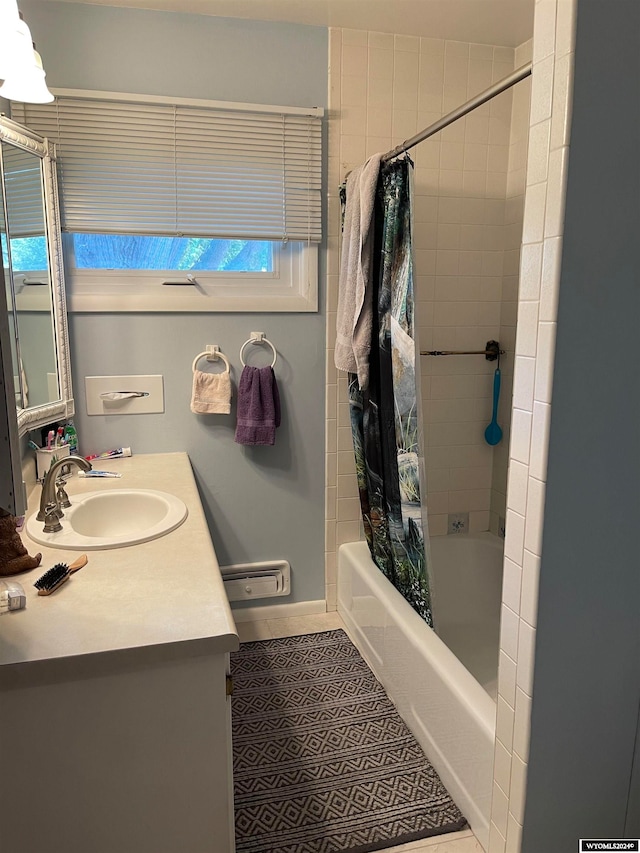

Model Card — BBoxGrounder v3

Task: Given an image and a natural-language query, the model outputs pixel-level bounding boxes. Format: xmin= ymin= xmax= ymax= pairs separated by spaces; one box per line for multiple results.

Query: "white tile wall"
xmin=489 ymin=39 xmax=530 ymax=536
xmin=326 ymin=28 xmax=524 ymax=609
xmin=488 ymin=2 xmax=577 ymax=850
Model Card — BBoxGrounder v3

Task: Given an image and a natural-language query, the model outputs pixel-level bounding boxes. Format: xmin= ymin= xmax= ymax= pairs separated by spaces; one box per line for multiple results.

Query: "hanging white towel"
xmin=190 ymin=369 xmax=232 ymax=414
xmin=334 ymin=153 xmax=382 ymax=391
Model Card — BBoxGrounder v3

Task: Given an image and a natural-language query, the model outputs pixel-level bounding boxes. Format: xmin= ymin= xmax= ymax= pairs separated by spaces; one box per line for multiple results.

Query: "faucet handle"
xmin=56 ymin=478 xmax=71 ymax=509
xmin=43 ymin=502 xmax=63 ymax=534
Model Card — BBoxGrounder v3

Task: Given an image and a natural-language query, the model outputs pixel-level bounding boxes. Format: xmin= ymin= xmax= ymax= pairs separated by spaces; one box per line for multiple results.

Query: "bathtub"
xmin=337 ymin=532 xmax=504 ymax=852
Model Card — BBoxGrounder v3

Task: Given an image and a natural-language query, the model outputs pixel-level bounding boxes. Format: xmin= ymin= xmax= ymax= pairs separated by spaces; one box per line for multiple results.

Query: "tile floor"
xmin=235 ymin=611 xmax=484 ymax=853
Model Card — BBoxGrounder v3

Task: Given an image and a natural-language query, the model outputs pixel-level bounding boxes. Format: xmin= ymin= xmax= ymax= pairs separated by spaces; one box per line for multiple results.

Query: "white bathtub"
xmin=338 ymin=533 xmax=503 ymax=852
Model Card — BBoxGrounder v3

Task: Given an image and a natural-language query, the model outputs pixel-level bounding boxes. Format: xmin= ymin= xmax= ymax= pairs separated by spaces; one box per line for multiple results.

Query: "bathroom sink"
xmin=26 ymin=489 xmax=188 ymax=550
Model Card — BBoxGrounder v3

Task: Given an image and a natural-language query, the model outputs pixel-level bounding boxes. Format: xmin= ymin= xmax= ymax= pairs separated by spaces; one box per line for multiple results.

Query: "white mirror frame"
xmin=0 ymin=116 xmax=74 ymax=437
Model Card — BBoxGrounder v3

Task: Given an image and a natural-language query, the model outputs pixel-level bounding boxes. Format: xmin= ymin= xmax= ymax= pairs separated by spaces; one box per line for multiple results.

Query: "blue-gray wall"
xmin=20 ymin=1 xmax=328 ymax=606
xmin=521 ymin=1 xmax=640 ymax=849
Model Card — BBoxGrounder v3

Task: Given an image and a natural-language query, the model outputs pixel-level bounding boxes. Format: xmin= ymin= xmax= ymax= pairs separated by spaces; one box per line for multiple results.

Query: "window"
xmin=12 ymin=92 xmax=323 ymax=311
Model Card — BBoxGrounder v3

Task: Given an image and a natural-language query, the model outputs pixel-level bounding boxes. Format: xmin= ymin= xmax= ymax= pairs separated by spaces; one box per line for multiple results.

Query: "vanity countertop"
xmin=1 ymin=452 xmax=238 ymax=668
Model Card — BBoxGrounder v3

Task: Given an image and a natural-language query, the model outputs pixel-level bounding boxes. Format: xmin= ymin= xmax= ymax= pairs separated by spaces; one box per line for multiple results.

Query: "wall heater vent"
xmin=220 ymin=560 xmax=290 ymax=602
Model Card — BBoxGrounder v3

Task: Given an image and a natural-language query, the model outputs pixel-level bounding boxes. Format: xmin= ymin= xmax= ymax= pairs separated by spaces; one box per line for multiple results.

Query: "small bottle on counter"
xmin=64 ymin=421 xmax=79 ymax=455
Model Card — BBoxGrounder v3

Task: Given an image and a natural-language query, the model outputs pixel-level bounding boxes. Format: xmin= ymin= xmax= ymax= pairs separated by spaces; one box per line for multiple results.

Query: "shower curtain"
xmin=345 ymin=158 xmax=433 ymax=626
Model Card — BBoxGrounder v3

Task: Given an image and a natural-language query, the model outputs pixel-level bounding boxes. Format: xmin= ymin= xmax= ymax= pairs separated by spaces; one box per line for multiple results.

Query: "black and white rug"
xmin=231 ymin=629 xmax=467 ymax=853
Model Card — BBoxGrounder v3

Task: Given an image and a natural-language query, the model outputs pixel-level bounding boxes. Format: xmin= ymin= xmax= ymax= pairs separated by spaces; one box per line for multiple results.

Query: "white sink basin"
xmin=26 ymin=489 xmax=188 ymax=550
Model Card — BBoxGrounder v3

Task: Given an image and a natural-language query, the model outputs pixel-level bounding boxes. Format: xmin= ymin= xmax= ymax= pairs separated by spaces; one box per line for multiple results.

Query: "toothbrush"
xmin=34 ymin=554 xmax=88 ymax=596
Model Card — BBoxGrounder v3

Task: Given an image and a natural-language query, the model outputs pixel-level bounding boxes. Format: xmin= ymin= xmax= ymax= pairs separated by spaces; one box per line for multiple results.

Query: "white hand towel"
xmin=190 ymin=369 xmax=232 ymax=414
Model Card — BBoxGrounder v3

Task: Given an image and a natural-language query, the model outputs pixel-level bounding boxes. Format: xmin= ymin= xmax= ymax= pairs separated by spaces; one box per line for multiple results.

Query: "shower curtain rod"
xmin=381 ymin=62 xmax=533 ymax=163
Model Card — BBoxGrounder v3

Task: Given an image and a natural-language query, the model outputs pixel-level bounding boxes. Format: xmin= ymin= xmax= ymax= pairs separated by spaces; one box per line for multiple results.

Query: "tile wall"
xmin=489 ymin=41 xmax=532 ymax=535
xmin=325 ymin=28 xmax=525 ymax=610
xmin=488 ymin=1 xmax=577 ymax=851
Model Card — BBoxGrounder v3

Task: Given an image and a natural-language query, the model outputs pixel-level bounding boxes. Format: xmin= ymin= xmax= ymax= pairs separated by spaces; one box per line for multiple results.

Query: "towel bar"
xmin=239 ymin=332 xmax=277 ymax=369
xmin=192 ymin=347 xmax=230 ymax=373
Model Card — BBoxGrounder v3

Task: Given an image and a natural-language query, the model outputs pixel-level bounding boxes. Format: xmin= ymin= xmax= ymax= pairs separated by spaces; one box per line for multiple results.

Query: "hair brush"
xmin=34 ymin=554 xmax=88 ymax=596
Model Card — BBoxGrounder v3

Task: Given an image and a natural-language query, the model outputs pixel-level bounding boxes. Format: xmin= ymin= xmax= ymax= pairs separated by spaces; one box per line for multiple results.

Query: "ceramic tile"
xmin=420 ymin=35 xmax=445 ymax=55
xmin=395 ymin=33 xmax=420 ymax=52
xmin=518 ymin=242 xmax=542 ymax=300
xmin=470 ymin=43 xmax=494 ymax=62
xmin=533 ymin=322 xmax=557 ymax=404
xmin=500 ymin=604 xmax=520 ymax=662
xmin=325 ymin=550 xmax=337 ymax=586
xmin=529 ymin=401 xmax=550 ymax=481
xmin=515 ymin=301 xmax=539 ymax=358
xmin=488 ymin=821 xmax=507 ymax=853
xmin=491 ymin=780 xmax=509 ymax=840
xmin=338 ymin=496 xmax=362 ymax=522
xmin=524 ymin=477 xmax=546 ymax=557
xmin=498 ymin=650 xmax=517 ymax=708
xmin=368 ymin=31 xmax=394 ymax=50
xmin=369 ymin=47 xmax=394 ymax=80
xmin=520 ymin=549 xmax=540 ymax=627
xmin=337 ymin=469 xmax=359 ymax=498
xmin=504 ymin=510 xmax=525 ymax=567
xmin=532 ymin=0 xmax=557 ymax=63
xmin=544 ymin=146 xmax=569 ymax=238
xmin=510 ymin=409 xmax=532 ymax=464
xmin=513 ymin=687 xmax=532 ymax=762
xmin=337 ymin=520 xmax=361 ymax=545
xmin=539 ymin=236 xmax=562 ymax=321
xmin=326 ymin=486 xmax=337 ymax=520
xmin=512 ymin=356 xmax=536 ymax=413
xmin=556 ymin=0 xmax=578 ymax=54
xmin=509 ymin=753 xmax=528 ymax=825
xmin=325 ymin=524 xmax=337 ymax=558
xmin=521 ymin=182 xmax=546 ymax=245
xmin=342 ymin=43 xmax=368 ymax=77
xmin=516 ymin=620 xmax=536 ymax=696
xmin=550 ymin=51 xmax=574 ymax=150
xmin=505 ymin=813 xmax=523 ymax=853
xmin=526 ymin=119 xmax=551 ymax=186
xmin=502 ymin=555 xmax=522 ymax=618
xmin=342 ymin=28 xmax=367 ymax=46
xmin=496 ymin=695 xmax=515 ymax=753
xmin=507 ymin=461 xmax=529 ymax=517
xmin=530 ymin=54 xmax=554 ymax=125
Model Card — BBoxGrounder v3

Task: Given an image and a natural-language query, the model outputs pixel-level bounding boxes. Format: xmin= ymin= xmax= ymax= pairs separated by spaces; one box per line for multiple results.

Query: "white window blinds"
xmin=12 ymin=94 xmax=323 ymax=242
xmin=2 ymin=144 xmax=45 ymax=238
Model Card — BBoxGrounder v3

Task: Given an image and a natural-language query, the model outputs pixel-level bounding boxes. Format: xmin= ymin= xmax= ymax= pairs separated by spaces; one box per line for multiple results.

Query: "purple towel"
xmin=234 ymin=366 xmax=281 ymax=446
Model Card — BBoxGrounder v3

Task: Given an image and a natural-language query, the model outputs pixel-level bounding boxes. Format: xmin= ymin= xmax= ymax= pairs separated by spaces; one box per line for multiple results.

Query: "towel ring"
xmin=239 ymin=335 xmax=277 ymax=369
xmin=192 ymin=350 xmax=230 ymax=373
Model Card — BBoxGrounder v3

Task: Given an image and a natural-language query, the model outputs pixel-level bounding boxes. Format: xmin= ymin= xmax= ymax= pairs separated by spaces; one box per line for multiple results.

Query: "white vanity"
xmin=0 ymin=452 xmax=239 ymax=853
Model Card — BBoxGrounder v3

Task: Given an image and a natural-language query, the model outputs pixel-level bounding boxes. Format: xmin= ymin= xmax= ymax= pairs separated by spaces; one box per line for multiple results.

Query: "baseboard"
xmin=231 ymin=599 xmax=327 ymax=623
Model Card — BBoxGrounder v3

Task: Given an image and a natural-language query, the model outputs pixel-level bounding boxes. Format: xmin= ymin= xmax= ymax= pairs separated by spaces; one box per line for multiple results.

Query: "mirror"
xmin=0 ymin=115 xmax=73 ymax=437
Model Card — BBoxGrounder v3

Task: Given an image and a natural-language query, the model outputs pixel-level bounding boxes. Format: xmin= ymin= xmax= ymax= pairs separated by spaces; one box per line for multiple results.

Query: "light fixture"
xmin=0 ymin=2 xmax=54 ymax=104
xmin=0 ymin=0 xmax=21 ymax=81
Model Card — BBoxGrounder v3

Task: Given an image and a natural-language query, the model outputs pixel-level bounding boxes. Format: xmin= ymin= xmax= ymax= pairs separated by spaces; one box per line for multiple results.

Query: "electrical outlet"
xmin=448 ymin=512 xmax=469 ymax=535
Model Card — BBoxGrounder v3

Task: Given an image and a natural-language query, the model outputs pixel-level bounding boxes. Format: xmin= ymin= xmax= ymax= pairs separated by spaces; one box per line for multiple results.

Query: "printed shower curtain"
xmin=345 ymin=158 xmax=433 ymax=626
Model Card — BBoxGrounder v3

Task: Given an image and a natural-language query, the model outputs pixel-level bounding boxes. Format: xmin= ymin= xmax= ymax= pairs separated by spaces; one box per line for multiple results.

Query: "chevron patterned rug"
xmin=231 ymin=629 xmax=467 ymax=853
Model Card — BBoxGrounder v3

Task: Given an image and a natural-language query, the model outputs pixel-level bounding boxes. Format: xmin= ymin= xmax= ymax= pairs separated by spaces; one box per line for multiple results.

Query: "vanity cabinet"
xmin=0 ymin=453 xmax=238 ymax=853
xmin=1 ymin=646 xmax=235 ymax=853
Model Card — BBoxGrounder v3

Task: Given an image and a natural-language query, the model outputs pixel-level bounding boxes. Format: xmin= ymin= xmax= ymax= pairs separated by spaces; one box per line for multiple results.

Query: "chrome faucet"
xmin=37 ymin=455 xmax=92 ymax=532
